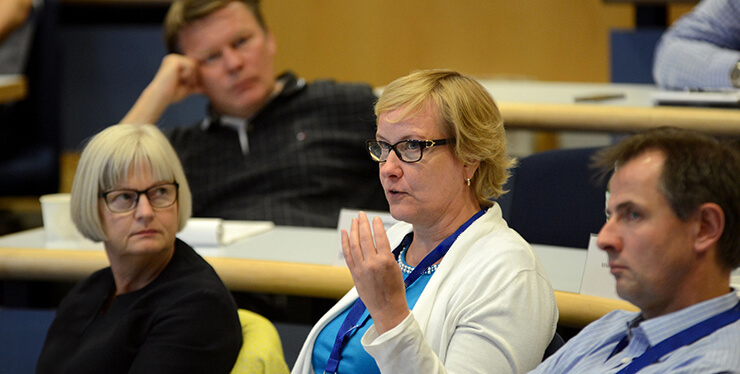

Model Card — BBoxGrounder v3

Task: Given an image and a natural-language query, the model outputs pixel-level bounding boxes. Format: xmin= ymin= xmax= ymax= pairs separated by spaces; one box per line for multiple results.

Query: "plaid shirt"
xmin=166 ymin=72 xmax=387 ymax=228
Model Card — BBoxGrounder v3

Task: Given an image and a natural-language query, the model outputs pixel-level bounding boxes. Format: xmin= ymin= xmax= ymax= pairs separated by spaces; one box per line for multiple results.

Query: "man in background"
xmin=531 ymin=127 xmax=740 ymax=373
xmin=0 ymin=0 xmax=34 ymax=71
xmin=653 ymin=0 xmax=740 ymax=89
xmin=0 ymin=0 xmax=42 ymax=173
xmin=122 ymin=0 xmax=387 ymax=228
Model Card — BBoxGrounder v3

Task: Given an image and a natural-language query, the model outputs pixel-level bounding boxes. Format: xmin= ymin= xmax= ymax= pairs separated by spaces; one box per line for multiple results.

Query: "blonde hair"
xmin=375 ymin=69 xmax=515 ymax=206
xmin=70 ymin=124 xmax=192 ymax=242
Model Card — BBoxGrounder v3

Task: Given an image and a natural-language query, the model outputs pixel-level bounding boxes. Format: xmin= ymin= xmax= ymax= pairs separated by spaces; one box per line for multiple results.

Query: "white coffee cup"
xmin=39 ymin=193 xmax=84 ymax=244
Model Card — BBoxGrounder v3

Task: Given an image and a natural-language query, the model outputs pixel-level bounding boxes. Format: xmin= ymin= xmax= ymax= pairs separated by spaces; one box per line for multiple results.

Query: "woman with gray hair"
xmin=36 ymin=124 xmax=242 ymax=374
xmin=293 ymin=70 xmax=558 ymax=373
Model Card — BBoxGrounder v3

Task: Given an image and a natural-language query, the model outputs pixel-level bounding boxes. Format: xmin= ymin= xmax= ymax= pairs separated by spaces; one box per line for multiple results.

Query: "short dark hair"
xmin=164 ymin=0 xmax=266 ymax=54
xmin=593 ymin=127 xmax=740 ymax=270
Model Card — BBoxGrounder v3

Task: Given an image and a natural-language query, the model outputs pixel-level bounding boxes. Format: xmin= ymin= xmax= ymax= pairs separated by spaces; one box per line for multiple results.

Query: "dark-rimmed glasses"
xmin=366 ymin=139 xmax=454 ymax=163
xmin=100 ymin=183 xmax=179 ymax=213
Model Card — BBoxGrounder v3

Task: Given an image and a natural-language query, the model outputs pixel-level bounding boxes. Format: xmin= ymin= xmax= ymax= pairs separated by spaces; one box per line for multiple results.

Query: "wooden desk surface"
xmin=0 ymin=227 xmax=638 ymax=328
xmin=59 ymin=0 xmax=171 ymax=5
xmin=0 ymin=75 xmax=27 ymax=103
xmin=498 ymin=102 xmax=740 ymax=135
xmin=602 ymin=0 xmax=698 ymax=3
xmin=0 ymin=246 xmax=636 ymax=328
xmin=482 ymin=80 xmax=740 ymax=136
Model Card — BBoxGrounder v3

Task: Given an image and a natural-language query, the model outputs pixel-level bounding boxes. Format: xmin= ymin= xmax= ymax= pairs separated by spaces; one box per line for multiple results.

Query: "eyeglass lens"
xmin=367 ymin=140 xmax=424 ymax=163
xmin=103 ymin=184 xmax=177 ymax=212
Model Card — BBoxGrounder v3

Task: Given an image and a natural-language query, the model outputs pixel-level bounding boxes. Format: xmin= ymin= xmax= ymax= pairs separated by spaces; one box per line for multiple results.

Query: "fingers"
xmin=344 ymin=212 xmax=393 ymax=270
xmin=357 ymin=212 xmax=378 ymax=256
xmin=177 ymin=57 xmax=203 ymax=93
xmin=348 ymin=217 xmax=363 ymax=263
xmin=146 ymin=54 xmax=201 ymax=103
xmin=372 ymin=216 xmax=391 ymax=253
xmin=341 ymin=229 xmax=355 ymax=268
xmin=342 ymin=213 xmax=408 ymax=335
xmin=178 ymin=63 xmax=197 ymax=85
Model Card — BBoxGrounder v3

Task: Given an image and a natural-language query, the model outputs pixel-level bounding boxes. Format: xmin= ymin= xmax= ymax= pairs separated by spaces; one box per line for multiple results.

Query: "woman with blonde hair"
xmin=293 ymin=70 xmax=558 ymax=373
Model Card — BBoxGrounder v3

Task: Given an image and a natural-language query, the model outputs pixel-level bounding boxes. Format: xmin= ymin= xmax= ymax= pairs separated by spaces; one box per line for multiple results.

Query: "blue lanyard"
xmin=323 ymin=209 xmax=486 ymax=374
xmin=608 ymin=300 xmax=740 ymax=374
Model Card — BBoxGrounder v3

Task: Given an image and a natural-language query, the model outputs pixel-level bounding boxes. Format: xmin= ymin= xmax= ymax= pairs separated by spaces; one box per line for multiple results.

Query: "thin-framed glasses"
xmin=100 ymin=183 xmax=179 ymax=213
xmin=366 ymin=139 xmax=454 ymax=163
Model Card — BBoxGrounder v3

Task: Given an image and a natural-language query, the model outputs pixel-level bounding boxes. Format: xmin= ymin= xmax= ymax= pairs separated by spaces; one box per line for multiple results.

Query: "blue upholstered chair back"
xmin=0 ymin=308 xmax=56 ymax=373
xmin=542 ymin=332 xmax=565 ymax=361
xmin=497 ymin=147 xmax=609 ymax=249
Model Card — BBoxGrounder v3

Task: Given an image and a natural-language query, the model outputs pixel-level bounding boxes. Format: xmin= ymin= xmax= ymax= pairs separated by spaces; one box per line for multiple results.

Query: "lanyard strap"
xmin=324 ymin=209 xmax=486 ymax=373
xmin=610 ymin=300 xmax=740 ymax=374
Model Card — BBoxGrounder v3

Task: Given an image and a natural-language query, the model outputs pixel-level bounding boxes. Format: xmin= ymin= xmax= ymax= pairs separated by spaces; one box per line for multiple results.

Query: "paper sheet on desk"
xmin=334 ymin=209 xmax=399 ymax=266
xmin=177 ymin=218 xmax=274 ymax=247
xmin=650 ymin=89 xmax=740 ymax=107
xmin=579 ymin=234 xmax=622 ymax=301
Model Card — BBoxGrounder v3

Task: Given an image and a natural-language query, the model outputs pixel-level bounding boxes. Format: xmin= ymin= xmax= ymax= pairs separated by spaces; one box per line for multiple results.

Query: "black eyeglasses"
xmin=100 ymin=183 xmax=179 ymax=213
xmin=366 ymin=139 xmax=454 ymax=163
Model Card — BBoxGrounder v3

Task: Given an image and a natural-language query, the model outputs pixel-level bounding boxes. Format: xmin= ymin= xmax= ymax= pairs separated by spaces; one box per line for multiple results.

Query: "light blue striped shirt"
xmin=530 ymin=291 xmax=740 ymax=373
xmin=653 ymin=0 xmax=740 ymax=89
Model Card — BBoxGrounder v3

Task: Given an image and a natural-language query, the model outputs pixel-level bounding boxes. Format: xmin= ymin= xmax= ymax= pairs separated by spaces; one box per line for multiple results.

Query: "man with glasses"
xmin=121 ymin=0 xmax=386 ymax=228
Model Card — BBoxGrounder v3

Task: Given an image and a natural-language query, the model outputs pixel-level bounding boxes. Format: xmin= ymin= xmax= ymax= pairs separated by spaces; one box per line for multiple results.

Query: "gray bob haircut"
xmin=70 ymin=124 xmax=192 ymax=242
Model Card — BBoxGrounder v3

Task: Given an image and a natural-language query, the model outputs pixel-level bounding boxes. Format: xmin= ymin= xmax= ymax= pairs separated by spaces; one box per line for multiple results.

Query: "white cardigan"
xmin=291 ymin=205 xmax=558 ymax=374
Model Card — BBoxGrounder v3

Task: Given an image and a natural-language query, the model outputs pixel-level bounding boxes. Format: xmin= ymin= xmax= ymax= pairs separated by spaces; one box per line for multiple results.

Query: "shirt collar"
xmin=627 ymin=290 xmax=740 ymax=347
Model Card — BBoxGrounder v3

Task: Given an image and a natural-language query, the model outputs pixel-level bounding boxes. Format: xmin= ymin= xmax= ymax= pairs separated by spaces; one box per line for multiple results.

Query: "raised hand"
xmin=121 ymin=54 xmax=203 ymax=125
xmin=151 ymin=54 xmax=203 ymax=104
xmin=342 ymin=212 xmax=410 ymax=335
